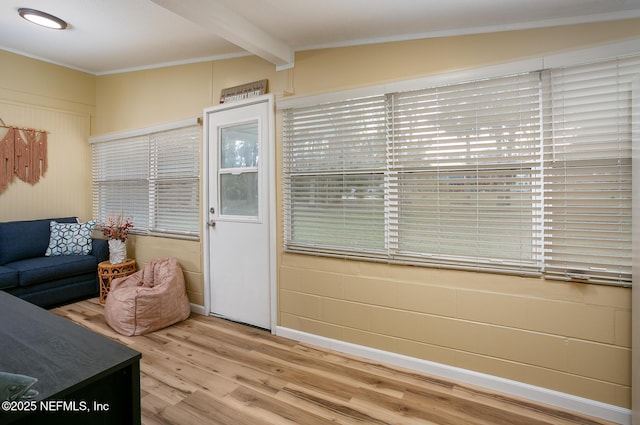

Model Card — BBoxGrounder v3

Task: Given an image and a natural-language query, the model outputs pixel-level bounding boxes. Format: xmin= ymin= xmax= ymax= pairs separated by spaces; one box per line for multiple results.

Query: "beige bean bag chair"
xmin=104 ymin=257 xmax=190 ymax=336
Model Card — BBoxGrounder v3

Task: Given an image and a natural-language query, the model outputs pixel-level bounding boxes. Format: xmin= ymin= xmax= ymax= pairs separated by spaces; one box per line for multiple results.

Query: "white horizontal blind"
xmin=282 ymin=55 xmax=637 ymax=285
xmin=92 ymin=135 xmax=150 ymax=230
xmin=149 ymin=126 xmax=200 ymax=237
xmin=390 ymin=73 xmax=543 ymax=273
xmin=541 ymin=56 xmax=638 ymax=285
xmin=91 ymin=121 xmax=200 ymax=239
xmin=283 ymin=96 xmax=388 ymax=256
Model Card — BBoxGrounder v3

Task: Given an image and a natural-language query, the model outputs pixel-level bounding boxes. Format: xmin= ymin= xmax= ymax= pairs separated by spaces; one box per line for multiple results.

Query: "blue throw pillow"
xmin=45 ymin=220 xmax=96 ymax=256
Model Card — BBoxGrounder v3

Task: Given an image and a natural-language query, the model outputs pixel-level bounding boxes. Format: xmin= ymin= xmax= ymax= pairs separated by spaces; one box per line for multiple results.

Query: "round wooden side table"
xmin=98 ymin=259 xmax=136 ymax=304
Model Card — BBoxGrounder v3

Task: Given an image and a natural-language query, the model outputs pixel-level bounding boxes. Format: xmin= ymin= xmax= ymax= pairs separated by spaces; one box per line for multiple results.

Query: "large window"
xmin=283 ymin=96 xmax=388 ymax=256
xmin=283 ymin=55 xmax=639 ymax=286
xmin=90 ymin=119 xmax=200 ymax=240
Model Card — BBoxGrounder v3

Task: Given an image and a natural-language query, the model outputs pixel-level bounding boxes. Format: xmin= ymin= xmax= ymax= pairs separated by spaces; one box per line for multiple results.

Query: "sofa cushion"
xmin=45 ymin=220 xmax=96 ymax=256
xmin=0 ymin=217 xmax=78 ymax=265
xmin=0 ymin=266 xmax=19 ymax=290
xmin=5 ymin=255 xmax=98 ymax=288
xmin=91 ymin=239 xmax=109 ymax=264
xmin=8 ymin=276 xmax=98 ymax=308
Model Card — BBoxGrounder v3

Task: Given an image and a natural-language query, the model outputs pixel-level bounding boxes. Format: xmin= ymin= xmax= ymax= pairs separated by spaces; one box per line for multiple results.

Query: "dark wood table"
xmin=0 ymin=291 xmax=141 ymax=425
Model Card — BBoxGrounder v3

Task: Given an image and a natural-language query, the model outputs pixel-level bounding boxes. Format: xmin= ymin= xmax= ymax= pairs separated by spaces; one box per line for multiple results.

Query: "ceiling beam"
xmin=150 ymin=0 xmax=294 ymax=69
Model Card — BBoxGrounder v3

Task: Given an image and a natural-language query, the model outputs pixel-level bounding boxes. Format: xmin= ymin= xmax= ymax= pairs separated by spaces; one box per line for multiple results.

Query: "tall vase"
xmin=108 ymin=239 xmax=127 ymax=264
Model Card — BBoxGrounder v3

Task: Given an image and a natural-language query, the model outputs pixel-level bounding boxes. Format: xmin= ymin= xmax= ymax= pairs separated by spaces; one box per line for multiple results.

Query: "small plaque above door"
xmin=220 ymin=79 xmax=268 ymax=104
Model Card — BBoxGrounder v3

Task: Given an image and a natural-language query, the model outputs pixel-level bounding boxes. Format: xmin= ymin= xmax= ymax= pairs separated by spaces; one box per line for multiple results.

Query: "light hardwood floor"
xmin=52 ymin=298 xmax=617 ymax=425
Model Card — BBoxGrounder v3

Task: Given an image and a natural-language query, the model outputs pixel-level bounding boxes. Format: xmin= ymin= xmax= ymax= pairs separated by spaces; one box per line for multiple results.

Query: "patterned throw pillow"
xmin=45 ymin=220 xmax=96 ymax=256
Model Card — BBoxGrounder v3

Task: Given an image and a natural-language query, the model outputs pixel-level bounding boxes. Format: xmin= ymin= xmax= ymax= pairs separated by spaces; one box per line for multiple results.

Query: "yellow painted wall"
xmin=0 ymin=50 xmax=95 ymax=222
xmin=2 ymin=17 xmax=638 ymax=409
xmin=93 ymin=58 xmax=283 ymax=305
xmin=290 ymin=19 xmax=640 ymax=95
xmin=95 ymin=19 xmax=639 ymax=407
xmin=276 ymin=20 xmax=640 ymax=409
xmin=94 ymin=63 xmax=209 ymax=304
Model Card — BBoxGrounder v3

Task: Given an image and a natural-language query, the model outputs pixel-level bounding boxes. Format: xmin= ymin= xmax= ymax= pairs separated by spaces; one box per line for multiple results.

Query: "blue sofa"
xmin=0 ymin=217 xmax=109 ymax=308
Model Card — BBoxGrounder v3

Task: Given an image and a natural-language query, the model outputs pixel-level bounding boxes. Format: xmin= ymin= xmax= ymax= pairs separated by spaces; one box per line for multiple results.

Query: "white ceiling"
xmin=1 ymin=0 xmax=640 ymax=75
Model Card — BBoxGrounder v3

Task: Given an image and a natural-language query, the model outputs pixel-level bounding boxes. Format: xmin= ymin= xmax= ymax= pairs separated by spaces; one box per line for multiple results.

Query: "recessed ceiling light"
xmin=18 ymin=8 xmax=68 ymax=30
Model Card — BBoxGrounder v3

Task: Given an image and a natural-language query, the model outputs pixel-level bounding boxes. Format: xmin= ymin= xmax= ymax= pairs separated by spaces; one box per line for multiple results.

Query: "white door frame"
xmin=201 ymin=94 xmax=277 ymax=332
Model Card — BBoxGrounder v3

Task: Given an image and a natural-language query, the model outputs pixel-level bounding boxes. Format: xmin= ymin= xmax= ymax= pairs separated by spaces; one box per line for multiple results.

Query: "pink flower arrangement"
xmin=102 ymin=214 xmax=133 ymax=242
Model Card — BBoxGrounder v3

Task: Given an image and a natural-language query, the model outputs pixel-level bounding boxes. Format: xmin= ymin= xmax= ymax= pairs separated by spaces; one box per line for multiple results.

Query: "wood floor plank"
xmin=279 ymin=383 xmax=402 ymax=425
xmin=226 ymin=385 xmax=338 ymax=425
xmin=157 ymin=339 xmax=289 ymax=398
xmin=141 ymin=392 xmax=180 ymax=423
xmin=50 ymin=299 xmax=620 ymax=425
xmin=179 ymin=390 xmax=277 ymax=425
xmin=140 ymin=372 xmax=190 ymax=406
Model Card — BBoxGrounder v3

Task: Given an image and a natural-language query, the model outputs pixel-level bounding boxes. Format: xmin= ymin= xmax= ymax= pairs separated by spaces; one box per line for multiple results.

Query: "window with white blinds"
xmin=541 ymin=57 xmax=637 ymax=284
xmin=91 ymin=120 xmax=200 ymax=239
xmin=283 ymin=96 xmax=388 ymax=257
xmin=283 ymin=55 xmax=638 ymax=285
xmin=389 ymin=73 xmax=543 ymax=274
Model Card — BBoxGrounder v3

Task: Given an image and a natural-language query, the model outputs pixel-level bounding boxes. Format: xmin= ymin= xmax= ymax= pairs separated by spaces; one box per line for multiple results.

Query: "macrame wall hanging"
xmin=0 ymin=118 xmax=48 ymax=194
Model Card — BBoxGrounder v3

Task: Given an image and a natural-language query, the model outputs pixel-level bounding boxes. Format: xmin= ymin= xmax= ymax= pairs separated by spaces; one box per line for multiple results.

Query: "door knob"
xmin=207 ymin=220 xmax=216 ymax=228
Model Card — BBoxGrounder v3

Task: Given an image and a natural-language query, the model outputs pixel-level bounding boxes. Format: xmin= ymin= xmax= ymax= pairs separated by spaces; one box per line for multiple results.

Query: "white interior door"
xmin=203 ymin=95 xmax=274 ymax=330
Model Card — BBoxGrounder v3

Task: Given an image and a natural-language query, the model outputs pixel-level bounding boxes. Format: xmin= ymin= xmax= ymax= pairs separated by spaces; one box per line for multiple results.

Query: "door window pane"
xmin=220 ymin=122 xmax=259 ymax=169
xmin=220 ymin=172 xmax=258 ymax=217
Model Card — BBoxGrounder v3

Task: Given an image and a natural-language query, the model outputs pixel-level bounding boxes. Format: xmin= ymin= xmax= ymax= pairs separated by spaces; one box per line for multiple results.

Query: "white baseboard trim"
xmin=190 ymin=303 xmax=206 ymax=315
xmin=275 ymin=326 xmax=631 ymax=425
